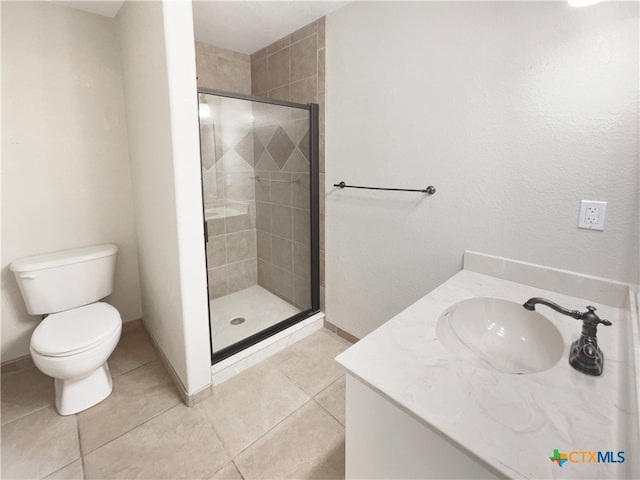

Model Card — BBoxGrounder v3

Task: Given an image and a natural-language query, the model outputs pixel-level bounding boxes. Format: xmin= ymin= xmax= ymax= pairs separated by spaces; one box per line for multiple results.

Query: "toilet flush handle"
xmin=18 ymin=274 xmax=37 ymax=279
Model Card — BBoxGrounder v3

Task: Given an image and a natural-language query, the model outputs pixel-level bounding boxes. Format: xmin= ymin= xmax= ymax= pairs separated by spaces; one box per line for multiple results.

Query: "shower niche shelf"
xmin=204 ymin=203 xmax=249 ymax=221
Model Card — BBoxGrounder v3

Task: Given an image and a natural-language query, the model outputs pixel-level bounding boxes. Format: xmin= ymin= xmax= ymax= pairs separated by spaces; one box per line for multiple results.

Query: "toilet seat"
xmin=31 ymin=302 xmax=121 ymax=357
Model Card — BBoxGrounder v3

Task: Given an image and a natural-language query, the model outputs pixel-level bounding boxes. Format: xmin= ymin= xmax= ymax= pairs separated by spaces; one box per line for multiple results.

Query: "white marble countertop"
xmin=336 ymin=267 xmax=639 ymax=479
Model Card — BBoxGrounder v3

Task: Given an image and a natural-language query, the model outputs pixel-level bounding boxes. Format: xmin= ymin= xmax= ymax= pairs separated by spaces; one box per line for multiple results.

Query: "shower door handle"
xmin=204 ymin=221 xmax=209 ymax=243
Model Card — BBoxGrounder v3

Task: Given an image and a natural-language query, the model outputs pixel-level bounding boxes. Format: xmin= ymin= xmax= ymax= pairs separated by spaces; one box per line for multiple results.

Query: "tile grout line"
xmin=110 ymin=355 xmax=159 ymax=381
xmin=184 ymin=406 xmax=234 ymax=480
xmin=41 ymin=457 xmax=84 ymax=480
xmin=0 ymin=363 xmax=37 ymax=378
xmin=310 ymin=396 xmax=345 ymax=428
xmin=230 ymin=397 xmax=315 ymax=462
xmin=80 ymin=400 xmax=182 ymax=458
xmin=205 ymin=359 xmax=318 ymax=462
xmin=229 ymin=377 xmax=345 ymax=470
xmin=261 ymin=30 xmax=318 ymax=59
xmin=76 ymin=414 xmax=88 ymax=480
xmin=196 ymin=405 xmax=238 ymax=476
xmin=1 ymin=334 xmax=159 ymax=432
xmin=231 ymin=459 xmax=247 ymax=480
xmin=1 ymin=402 xmax=53 ymax=428
xmin=212 ymin=256 xmax=259 ymax=269
xmin=311 ymin=375 xmax=347 ymax=427
xmin=265 ymin=71 xmax=318 ymax=94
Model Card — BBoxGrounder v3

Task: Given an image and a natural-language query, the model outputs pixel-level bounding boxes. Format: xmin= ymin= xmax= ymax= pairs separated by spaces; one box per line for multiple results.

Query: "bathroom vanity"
xmin=336 ymin=252 xmax=640 ymax=479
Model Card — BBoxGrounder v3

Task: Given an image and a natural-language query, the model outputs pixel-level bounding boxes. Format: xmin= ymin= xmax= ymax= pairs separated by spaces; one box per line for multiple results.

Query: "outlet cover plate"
xmin=578 ymin=200 xmax=607 ymax=231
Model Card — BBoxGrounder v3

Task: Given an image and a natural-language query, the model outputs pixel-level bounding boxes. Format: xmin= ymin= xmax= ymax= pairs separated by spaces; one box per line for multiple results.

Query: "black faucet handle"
xmin=585 ymin=306 xmax=612 ymax=326
xmin=523 ymin=298 xmax=611 ymax=375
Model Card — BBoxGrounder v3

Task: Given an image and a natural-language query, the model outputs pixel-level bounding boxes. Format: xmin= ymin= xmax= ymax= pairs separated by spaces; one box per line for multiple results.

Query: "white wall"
xmin=325 ymin=2 xmax=639 ymax=338
xmin=1 ymin=1 xmax=142 ymax=362
xmin=117 ymin=0 xmax=211 ymax=395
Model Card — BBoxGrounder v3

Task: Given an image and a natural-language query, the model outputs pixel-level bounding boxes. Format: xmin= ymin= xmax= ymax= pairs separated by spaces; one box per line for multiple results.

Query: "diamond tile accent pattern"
xmin=250 ymin=18 xmax=324 ymax=312
xmin=267 ymin=126 xmax=296 ymax=170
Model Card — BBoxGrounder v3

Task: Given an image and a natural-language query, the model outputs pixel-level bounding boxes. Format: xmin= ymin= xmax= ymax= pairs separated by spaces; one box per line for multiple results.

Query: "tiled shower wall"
xmin=196 ymin=44 xmax=258 ymax=299
xmin=196 ymin=42 xmax=251 ymax=95
xmin=250 ymin=18 xmax=327 ymax=311
xmin=195 ymin=18 xmax=326 ymax=310
xmin=252 ymin=105 xmax=312 ymax=309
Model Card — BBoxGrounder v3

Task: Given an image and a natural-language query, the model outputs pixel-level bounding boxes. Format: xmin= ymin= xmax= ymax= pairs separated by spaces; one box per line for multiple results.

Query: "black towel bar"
xmin=333 ymin=181 xmax=436 ymax=195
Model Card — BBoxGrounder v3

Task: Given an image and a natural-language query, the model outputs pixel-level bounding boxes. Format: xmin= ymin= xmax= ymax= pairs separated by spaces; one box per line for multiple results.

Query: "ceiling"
xmin=53 ymin=0 xmax=124 ymax=18
xmin=52 ymin=1 xmax=349 ymax=55
xmin=192 ymin=2 xmax=348 ymax=54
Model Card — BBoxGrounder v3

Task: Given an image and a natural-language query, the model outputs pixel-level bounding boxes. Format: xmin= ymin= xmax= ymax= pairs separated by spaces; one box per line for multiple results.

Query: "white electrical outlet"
xmin=578 ymin=200 xmax=607 ymax=231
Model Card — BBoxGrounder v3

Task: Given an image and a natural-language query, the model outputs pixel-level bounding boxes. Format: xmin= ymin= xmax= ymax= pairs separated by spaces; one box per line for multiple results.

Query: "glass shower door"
xmin=198 ymin=90 xmax=319 ymax=362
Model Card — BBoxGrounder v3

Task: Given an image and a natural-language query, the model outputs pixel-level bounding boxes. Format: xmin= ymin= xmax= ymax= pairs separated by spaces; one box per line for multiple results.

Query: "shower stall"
xmin=197 ymin=89 xmax=320 ymax=362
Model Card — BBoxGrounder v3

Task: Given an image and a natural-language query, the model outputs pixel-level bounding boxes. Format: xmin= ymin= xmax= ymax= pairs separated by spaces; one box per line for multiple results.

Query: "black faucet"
xmin=523 ymin=297 xmax=612 ymax=376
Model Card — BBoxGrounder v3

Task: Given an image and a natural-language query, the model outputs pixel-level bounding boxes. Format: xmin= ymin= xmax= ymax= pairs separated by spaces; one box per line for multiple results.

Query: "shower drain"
xmin=229 ymin=317 xmax=246 ymax=325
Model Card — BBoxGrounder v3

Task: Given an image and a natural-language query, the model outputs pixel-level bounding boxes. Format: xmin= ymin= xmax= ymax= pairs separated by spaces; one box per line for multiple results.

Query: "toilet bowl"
xmin=30 ymin=302 xmax=122 ymax=415
xmin=10 ymin=244 xmax=122 ymax=415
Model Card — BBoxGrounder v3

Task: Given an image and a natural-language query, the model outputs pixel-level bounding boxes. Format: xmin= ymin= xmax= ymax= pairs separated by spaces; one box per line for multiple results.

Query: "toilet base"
xmin=55 ymin=362 xmax=113 ymax=415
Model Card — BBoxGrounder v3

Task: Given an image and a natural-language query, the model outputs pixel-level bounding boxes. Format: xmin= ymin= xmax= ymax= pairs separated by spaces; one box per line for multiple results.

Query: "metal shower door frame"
xmin=196 ymin=88 xmax=320 ymax=364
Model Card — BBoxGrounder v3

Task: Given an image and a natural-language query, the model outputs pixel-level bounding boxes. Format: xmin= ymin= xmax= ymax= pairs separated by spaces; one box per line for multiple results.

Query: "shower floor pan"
xmin=210 ymin=285 xmax=301 ymax=353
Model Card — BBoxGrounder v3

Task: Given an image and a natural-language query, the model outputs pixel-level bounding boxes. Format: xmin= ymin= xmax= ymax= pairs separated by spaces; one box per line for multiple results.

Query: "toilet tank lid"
xmin=10 ymin=244 xmax=118 ymax=273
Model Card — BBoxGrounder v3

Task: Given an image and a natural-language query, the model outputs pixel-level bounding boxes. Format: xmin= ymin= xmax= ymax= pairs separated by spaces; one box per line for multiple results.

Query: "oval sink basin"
xmin=436 ymin=297 xmax=564 ymax=375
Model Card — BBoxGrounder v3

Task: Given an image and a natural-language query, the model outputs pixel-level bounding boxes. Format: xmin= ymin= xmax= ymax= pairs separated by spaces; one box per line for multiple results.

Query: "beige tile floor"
xmin=1 ymin=327 xmax=350 ymax=480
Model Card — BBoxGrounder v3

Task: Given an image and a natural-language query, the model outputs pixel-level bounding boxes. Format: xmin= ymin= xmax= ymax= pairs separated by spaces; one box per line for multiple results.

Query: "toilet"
xmin=10 ymin=244 xmax=122 ymax=415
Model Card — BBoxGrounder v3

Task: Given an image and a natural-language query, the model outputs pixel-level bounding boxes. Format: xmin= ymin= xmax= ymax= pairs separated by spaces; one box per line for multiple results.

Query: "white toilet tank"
xmin=10 ymin=244 xmax=118 ymax=315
